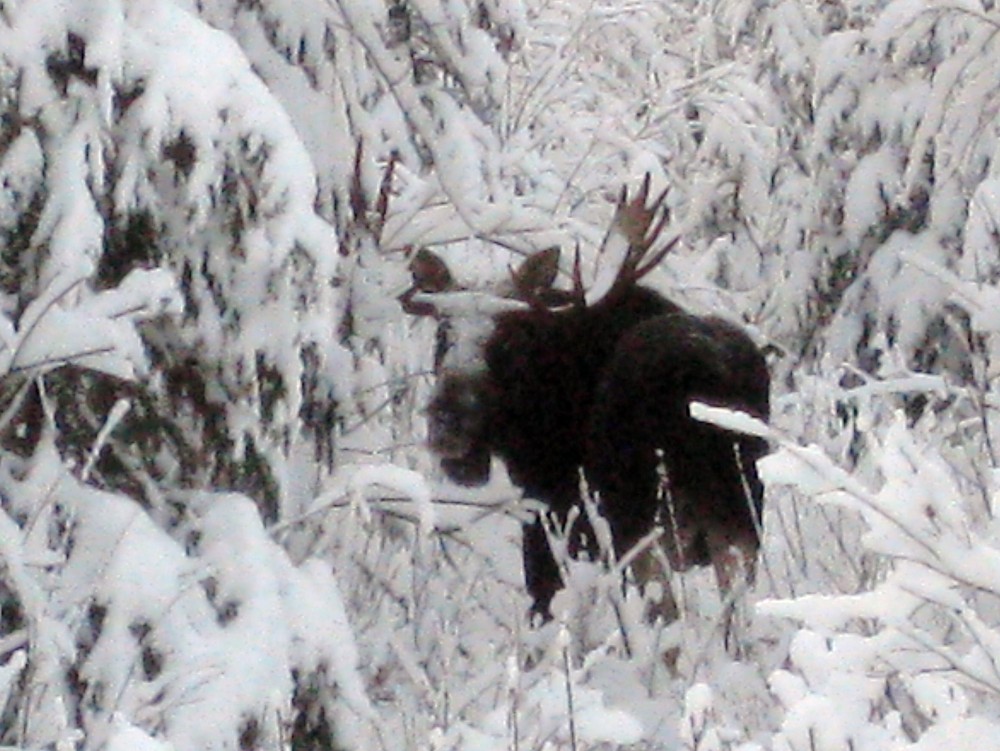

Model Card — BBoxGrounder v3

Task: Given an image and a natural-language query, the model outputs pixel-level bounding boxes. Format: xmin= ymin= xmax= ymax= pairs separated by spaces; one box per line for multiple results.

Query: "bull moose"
xmin=403 ymin=178 xmax=770 ymax=622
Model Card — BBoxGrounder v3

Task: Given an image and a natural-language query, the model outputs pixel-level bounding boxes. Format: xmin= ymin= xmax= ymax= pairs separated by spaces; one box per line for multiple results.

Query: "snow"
xmin=104 ymin=716 xmax=175 ymax=751
xmin=843 ymin=149 xmax=899 ymax=245
xmin=310 ymin=462 xmax=436 ymax=536
xmin=691 ymin=401 xmax=773 ymax=439
xmin=0 ymin=267 xmax=181 ymax=382
xmin=0 ymin=431 xmax=376 ymax=749
xmin=6 ymin=0 xmax=1000 ymax=749
xmin=908 ymin=718 xmax=1000 ymax=751
xmin=475 ymin=669 xmax=645 ymax=747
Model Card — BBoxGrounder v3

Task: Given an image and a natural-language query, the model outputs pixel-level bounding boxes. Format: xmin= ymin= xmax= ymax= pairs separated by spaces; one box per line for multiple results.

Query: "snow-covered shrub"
xmin=8 ymin=0 xmax=1000 ymax=747
xmin=0 ymin=429 xmax=372 ymax=750
xmin=756 ymin=1 xmax=1000 ymax=380
xmin=758 ymin=409 xmax=1000 ymax=751
xmin=0 ymin=0 xmax=347 ymax=521
xmin=0 ymin=0 xmax=367 ymax=747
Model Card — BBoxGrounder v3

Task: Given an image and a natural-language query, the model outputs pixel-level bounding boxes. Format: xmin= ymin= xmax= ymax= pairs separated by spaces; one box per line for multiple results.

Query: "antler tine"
xmin=633 ymin=235 xmax=680 ymax=281
xmin=603 ymin=174 xmax=676 ymax=293
xmin=617 ymin=175 xmax=666 ymax=264
xmin=637 ymin=171 xmax=652 ymax=207
xmin=637 ymin=181 xmax=669 ymax=249
xmin=632 ymin=185 xmax=675 ymax=281
xmin=649 ymin=185 xmax=670 ymax=232
xmin=643 ymin=187 xmax=671 ymax=247
xmin=572 ymin=241 xmax=586 ymax=308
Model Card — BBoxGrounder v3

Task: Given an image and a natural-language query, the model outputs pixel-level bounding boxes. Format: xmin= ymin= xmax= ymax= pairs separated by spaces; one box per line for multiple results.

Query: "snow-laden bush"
xmin=0 ymin=0 xmax=348 ymax=521
xmin=0 ymin=0 xmax=371 ymax=746
xmin=751 ymin=411 xmax=1000 ymax=751
xmin=0 ymin=427 xmax=372 ymax=750
xmin=7 ymin=0 xmax=1000 ymax=748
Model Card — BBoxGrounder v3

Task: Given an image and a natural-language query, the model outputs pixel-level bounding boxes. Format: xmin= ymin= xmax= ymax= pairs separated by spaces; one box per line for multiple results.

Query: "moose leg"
xmin=522 ymin=516 xmax=562 ymax=622
xmin=522 ymin=490 xmax=600 ymax=622
xmin=705 ymin=523 xmax=759 ymax=654
xmin=592 ymin=474 xmax=681 ymax=622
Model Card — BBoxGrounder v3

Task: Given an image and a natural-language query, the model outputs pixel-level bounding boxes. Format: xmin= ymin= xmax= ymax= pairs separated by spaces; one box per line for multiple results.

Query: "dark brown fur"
xmin=429 ymin=284 xmax=770 ymax=618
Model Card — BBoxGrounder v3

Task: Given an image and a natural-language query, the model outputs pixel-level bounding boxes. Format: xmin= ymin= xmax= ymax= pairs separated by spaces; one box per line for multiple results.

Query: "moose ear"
xmin=401 ymin=247 xmax=456 ymax=317
xmin=511 ymin=246 xmax=560 ymax=300
xmin=409 ymin=247 xmax=455 ymax=293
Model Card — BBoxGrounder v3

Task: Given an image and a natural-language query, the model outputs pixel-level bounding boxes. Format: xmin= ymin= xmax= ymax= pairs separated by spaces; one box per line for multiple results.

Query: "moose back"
xmin=404 ymin=185 xmax=770 ymax=620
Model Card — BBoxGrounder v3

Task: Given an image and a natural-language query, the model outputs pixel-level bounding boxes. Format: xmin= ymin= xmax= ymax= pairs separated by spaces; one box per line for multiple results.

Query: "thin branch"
xmin=9 ymin=276 xmax=87 ymax=372
xmin=8 ymin=345 xmax=118 ymax=377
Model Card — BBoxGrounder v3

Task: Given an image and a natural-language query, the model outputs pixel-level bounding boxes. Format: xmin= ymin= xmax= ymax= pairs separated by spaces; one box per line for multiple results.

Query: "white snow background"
xmin=2 ymin=0 xmax=1000 ymax=750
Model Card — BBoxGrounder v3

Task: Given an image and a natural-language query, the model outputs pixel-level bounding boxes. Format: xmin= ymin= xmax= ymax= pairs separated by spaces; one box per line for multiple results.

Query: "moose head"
xmin=403 ymin=177 xmax=771 ymax=622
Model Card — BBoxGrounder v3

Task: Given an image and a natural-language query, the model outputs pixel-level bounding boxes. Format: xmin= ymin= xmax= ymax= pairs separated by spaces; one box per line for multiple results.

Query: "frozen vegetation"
xmin=2 ymin=0 xmax=1000 ymax=749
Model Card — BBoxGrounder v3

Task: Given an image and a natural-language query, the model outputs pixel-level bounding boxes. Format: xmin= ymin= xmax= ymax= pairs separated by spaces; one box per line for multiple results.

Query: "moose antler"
xmin=599 ymin=173 xmax=678 ymax=300
xmin=502 ymin=175 xmax=677 ymax=311
xmin=399 ymin=175 xmax=677 ymax=319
